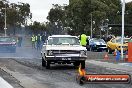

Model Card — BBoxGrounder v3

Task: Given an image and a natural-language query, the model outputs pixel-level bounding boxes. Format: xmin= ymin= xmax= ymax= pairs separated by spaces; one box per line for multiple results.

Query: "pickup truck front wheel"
xmin=74 ymin=61 xmax=85 ymax=69
xmin=46 ymin=61 xmax=50 ymax=69
xmin=42 ymin=57 xmax=46 ymax=67
xmin=74 ymin=62 xmax=80 ymax=68
xmin=81 ymin=61 xmax=85 ymax=69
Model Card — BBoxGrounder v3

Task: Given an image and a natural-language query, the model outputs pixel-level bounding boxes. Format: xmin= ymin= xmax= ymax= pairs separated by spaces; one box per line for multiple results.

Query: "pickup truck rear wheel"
xmin=46 ymin=61 xmax=50 ymax=69
xmin=42 ymin=57 xmax=46 ymax=67
xmin=108 ymin=47 xmax=113 ymax=54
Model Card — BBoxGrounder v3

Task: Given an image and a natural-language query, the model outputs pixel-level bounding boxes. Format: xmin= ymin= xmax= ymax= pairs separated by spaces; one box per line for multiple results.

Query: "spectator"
xmin=18 ymin=35 xmax=22 ymax=47
xmin=36 ymin=34 xmax=42 ymax=50
xmin=31 ymin=34 xmax=36 ymax=49
xmin=80 ymin=34 xmax=87 ymax=47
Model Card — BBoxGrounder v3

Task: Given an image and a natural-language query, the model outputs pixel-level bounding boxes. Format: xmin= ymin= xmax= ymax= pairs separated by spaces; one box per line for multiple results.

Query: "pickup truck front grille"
xmin=52 ymin=50 xmax=80 ymax=54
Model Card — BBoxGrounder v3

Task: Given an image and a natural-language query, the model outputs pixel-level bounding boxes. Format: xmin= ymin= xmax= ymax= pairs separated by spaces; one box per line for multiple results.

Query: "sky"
xmin=9 ymin=0 xmax=69 ymax=23
xmin=9 ymin=0 xmax=132 ymax=23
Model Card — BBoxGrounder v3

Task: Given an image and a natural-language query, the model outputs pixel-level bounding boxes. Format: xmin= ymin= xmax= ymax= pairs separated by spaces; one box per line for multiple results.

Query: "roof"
xmin=0 ymin=36 xmax=10 ymax=38
xmin=48 ymin=35 xmax=77 ymax=38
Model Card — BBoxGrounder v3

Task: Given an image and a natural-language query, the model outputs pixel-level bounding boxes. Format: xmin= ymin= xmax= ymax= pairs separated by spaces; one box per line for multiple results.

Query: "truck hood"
xmin=46 ymin=45 xmax=87 ymax=51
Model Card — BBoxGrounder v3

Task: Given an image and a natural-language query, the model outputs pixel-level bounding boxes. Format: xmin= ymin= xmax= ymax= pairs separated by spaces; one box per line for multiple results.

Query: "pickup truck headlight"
xmin=47 ymin=50 xmax=53 ymax=55
xmin=80 ymin=50 xmax=87 ymax=56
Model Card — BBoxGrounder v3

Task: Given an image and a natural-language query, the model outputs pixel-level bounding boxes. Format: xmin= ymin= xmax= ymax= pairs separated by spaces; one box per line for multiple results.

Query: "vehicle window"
xmin=0 ymin=37 xmax=14 ymax=42
xmin=111 ymin=39 xmax=116 ymax=43
xmin=48 ymin=37 xmax=80 ymax=45
xmin=98 ymin=39 xmax=105 ymax=43
xmin=91 ymin=39 xmax=105 ymax=43
xmin=116 ymin=38 xmax=121 ymax=43
xmin=116 ymin=38 xmax=130 ymax=43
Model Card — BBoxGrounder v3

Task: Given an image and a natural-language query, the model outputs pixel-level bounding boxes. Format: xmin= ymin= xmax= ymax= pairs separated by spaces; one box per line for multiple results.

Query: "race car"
xmin=107 ymin=37 xmax=130 ymax=54
xmin=0 ymin=36 xmax=17 ymax=53
xmin=88 ymin=38 xmax=107 ymax=52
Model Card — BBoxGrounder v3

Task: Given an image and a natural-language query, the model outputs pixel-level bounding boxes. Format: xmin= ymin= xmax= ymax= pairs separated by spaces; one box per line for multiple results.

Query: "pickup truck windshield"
xmin=48 ymin=37 xmax=80 ymax=45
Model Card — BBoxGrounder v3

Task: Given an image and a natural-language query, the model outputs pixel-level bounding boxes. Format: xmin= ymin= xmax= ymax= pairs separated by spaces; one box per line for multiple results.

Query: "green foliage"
xmin=29 ymin=21 xmax=46 ymax=34
xmin=47 ymin=4 xmax=65 ymax=23
xmin=47 ymin=0 xmax=123 ymax=36
xmin=0 ymin=1 xmax=31 ymax=29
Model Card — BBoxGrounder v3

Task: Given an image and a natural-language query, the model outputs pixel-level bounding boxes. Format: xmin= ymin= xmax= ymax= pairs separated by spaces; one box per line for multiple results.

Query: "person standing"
xmin=41 ymin=33 xmax=46 ymax=44
xmin=18 ymin=35 xmax=22 ymax=47
xmin=80 ymin=34 xmax=87 ymax=47
xmin=31 ymin=34 xmax=36 ymax=49
xmin=36 ymin=34 xmax=42 ymax=50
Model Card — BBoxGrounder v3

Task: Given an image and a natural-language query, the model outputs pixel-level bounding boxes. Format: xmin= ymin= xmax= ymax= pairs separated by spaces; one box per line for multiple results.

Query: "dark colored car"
xmin=0 ymin=37 xmax=17 ymax=53
xmin=87 ymin=38 xmax=107 ymax=52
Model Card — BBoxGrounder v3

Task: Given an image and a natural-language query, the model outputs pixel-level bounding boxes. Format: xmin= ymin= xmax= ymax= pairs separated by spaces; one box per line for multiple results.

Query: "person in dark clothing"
xmin=18 ymin=36 xmax=22 ymax=47
xmin=36 ymin=34 xmax=42 ymax=50
xmin=107 ymin=36 xmax=112 ymax=42
xmin=41 ymin=34 xmax=46 ymax=44
xmin=86 ymin=37 xmax=90 ymax=51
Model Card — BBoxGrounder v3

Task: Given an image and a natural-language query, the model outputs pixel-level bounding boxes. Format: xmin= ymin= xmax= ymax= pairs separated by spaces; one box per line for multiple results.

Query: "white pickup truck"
xmin=41 ymin=35 xmax=87 ymax=69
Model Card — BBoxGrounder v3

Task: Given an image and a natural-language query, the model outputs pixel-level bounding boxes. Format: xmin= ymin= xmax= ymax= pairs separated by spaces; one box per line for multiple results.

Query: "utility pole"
xmin=106 ymin=27 xmax=108 ymax=38
xmin=121 ymin=0 xmax=125 ymax=60
xmin=90 ymin=14 xmax=92 ymax=38
xmin=4 ymin=0 xmax=8 ymax=37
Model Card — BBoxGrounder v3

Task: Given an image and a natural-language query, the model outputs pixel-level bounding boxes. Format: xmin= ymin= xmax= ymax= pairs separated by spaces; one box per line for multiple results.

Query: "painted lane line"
xmin=0 ymin=77 xmax=14 ymax=88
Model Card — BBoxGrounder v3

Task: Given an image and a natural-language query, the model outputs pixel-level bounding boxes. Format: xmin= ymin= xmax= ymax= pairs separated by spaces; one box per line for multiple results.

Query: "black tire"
xmin=108 ymin=48 xmax=113 ymax=54
xmin=46 ymin=61 xmax=50 ymax=69
xmin=74 ymin=62 xmax=80 ymax=68
xmin=81 ymin=61 xmax=85 ymax=69
xmin=97 ymin=49 xmax=101 ymax=52
xmin=86 ymin=45 xmax=90 ymax=51
xmin=90 ymin=47 xmax=93 ymax=51
xmin=106 ymin=48 xmax=108 ymax=52
xmin=42 ymin=57 xmax=46 ymax=67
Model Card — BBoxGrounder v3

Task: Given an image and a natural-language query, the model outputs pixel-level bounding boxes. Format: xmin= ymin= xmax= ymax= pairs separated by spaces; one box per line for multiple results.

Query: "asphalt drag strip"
xmin=0 ymin=68 xmax=23 ymax=88
xmin=0 ymin=58 xmax=132 ymax=88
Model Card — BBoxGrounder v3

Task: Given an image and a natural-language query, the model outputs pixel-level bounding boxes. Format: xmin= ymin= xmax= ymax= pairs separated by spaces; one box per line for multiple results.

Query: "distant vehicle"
xmin=87 ymin=36 xmax=90 ymax=40
xmin=41 ymin=35 xmax=87 ymax=69
xmin=87 ymin=38 xmax=107 ymax=52
xmin=0 ymin=37 xmax=17 ymax=53
xmin=107 ymin=37 xmax=130 ymax=54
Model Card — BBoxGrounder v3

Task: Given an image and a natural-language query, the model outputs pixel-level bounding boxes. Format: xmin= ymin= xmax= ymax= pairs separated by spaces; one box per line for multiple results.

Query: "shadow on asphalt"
xmin=46 ymin=64 xmax=77 ymax=70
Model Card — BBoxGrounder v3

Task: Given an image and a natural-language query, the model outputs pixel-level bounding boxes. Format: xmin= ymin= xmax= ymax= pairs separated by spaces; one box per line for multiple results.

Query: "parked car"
xmin=87 ymin=38 xmax=107 ymax=52
xmin=0 ymin=36 xmax=17 ymax=53
xmin=41 ymin=35 xmax=87 ymax=69
xmin=107 ymin=37 xmax=130 ymax=54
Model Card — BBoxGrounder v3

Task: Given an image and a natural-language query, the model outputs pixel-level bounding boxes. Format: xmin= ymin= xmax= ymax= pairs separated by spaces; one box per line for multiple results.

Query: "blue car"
xmin=87 ymin=38 xmax=107 ymax=52
xmin=0 ymin=37 xmax=16 ymax=53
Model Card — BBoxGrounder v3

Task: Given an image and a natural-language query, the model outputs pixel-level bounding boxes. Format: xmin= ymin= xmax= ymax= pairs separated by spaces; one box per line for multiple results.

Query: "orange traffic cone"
xmin=113 ymin=49 xmax=117 ymax=56
xmin=104 ymin=53 xmax=109 ymax=60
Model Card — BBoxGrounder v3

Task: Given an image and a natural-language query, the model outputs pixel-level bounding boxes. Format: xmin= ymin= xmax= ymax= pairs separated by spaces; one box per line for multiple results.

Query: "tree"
xmin=29 ymin=21 xmax=46 ymax=34
xmin=0 ymin=1 xmax=31 ymax=31
xmin=47 ymin=4 xmax=66 ymax=34
xmin=47 ymin=0 xmax=122 ymax=35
